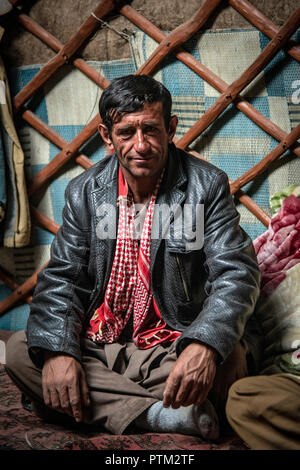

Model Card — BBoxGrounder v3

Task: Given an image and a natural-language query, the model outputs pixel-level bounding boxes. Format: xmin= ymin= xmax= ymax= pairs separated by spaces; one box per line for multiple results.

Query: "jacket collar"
xmin=156 ymin=143 xmax=187 ymax=205
xmin=95 ymin=153 xmax=119 ymax=190
xmin=160 ymin=143 xmax=187 ymax=192
xmin=152 ymin=144 xmax=188 ymax=265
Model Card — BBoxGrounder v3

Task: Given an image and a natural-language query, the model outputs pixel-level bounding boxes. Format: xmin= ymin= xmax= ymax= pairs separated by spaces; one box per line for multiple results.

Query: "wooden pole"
xmin=16 ymin=12 xmax=110 ymax=90
xmin=138 ymin=0 xmax=222 ymax=75
xmin=187 ymin=148 xmax=271 ymax=227
xmin=230 ymin=123 xmax=300 ymax=194
xmin=0 ymin=263 xmax=48 ymax=316
xmin=176 ymin=8 xmax=300 ymax=149
xmin=229 ymin=0 xmax=300 ymax=62
xmin=22 ymin=109 xmax=94 ymax=170
xmin=0 ymin=201 xmax=60 ymax=316
xmin=30 ymin=206 xmax=60 ymax=235
xmin=13 ymin=0 xmax=118 ymax=114
xmin=0 ymin=266 xmax=32 ymax=304
xmin=27 ymin=113 xmax=101 ymax=196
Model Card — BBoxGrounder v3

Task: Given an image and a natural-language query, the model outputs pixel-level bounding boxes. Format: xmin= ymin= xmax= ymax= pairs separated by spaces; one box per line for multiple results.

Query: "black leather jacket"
xmin=27 ymin=144 xmax=261 ymax=367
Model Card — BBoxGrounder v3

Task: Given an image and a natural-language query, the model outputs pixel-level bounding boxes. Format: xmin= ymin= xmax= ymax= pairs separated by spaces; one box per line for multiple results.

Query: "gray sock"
xmin=135 ymin=400 xmax=219 ymax=440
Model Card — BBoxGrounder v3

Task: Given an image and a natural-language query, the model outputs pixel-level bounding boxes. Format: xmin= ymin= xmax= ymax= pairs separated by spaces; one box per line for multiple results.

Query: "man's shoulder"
xmin=177 ymin=147 xmax=228 ymax=184
xmin=66 ymin=155 xmax=115 ymax=195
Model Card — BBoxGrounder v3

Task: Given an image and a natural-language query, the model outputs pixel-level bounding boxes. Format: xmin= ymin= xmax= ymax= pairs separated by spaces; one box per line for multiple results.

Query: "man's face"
xmin=99 ymin=101 xmax=178 ymax=180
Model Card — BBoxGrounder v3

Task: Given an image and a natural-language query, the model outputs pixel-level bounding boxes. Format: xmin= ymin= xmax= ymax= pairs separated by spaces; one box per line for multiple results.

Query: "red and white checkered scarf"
xmin=86 ymin=166 xmax=181 ymax=348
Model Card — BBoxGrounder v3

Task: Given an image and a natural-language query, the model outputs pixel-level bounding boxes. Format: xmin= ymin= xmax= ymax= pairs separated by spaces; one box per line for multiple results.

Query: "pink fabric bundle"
xmin=253 ymin=195 xmax=300 ymax=296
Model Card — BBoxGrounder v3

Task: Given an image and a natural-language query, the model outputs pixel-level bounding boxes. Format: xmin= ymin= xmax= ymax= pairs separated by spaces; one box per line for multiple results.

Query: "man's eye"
xmin=145 ymin=126 xmax=156 ymax=134
xmin=119 ymin=130 xmax=133 ymax=137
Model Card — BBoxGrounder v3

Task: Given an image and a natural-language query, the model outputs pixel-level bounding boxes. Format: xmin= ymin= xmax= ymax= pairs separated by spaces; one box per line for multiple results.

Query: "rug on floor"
xmin=0 ymin=364 xmax=248 ymax=451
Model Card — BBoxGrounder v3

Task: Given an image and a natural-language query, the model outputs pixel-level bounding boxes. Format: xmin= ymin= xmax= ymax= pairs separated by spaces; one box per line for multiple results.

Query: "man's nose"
xmin=134 ymin=130 xmax=150 ymax=153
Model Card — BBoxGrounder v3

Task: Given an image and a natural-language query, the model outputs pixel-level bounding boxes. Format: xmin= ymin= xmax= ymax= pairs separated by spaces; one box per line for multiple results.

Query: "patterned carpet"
xmin=0 ymin=364 xmax=248 ymax=451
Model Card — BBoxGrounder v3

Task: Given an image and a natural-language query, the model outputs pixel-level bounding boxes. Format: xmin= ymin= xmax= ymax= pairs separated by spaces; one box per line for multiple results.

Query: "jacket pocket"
xmin=175 ymin=254 xmax=191 ymax=302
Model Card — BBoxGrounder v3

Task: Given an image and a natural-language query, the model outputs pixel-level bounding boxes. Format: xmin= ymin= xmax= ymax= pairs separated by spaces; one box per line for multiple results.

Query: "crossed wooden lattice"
xmin=0 ymin=0 xmax=300 ymax=316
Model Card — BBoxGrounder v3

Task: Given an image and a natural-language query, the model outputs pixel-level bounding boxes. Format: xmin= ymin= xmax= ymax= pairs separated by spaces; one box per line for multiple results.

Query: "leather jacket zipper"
xmin=175 ymin=254 xmax=191 ymax=302
xmin=83 ymin=289 xmax=102 ymax=329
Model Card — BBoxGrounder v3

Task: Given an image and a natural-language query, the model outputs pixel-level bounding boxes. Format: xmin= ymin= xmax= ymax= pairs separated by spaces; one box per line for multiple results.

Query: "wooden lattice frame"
xmin=0 ymin=0 xmax=300 ymax=316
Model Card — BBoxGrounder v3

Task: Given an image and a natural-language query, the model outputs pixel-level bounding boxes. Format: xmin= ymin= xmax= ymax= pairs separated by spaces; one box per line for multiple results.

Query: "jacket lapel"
xmin=151 ymin=144 xmax=187 ymax=270
xmin=91 ymin=155 xmax=119 ymax=292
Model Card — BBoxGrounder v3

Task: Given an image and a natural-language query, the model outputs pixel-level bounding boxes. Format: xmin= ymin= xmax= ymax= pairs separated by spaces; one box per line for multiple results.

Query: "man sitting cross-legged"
xmin=6 ymin=75 xmax=260 ymax=438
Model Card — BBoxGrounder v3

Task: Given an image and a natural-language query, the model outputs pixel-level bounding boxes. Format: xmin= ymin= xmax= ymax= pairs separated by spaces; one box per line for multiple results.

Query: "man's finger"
xmin=178 ymin=387 xmax=198 ymax=407
xmin=172 ymin=382 xmax=190 ymax=409
xmin=42 ymin=381 xmax=51 ymax=408
xmin=68 ymin=380 xmax=82 ymax=422
xmin=80 ymin=371 xmax=90 ymax=408
xmin=49 ymin=388 xmax=61 ymax=409
xmin=194 ymin=388 xmax=209 ymax=406
xmin=181 ymin=386 xmax=206 ymax=407
xmin=58 ymin=385 xmax=70 ymax=410
xmin=163 ymin=374 xmax=181 ymax=408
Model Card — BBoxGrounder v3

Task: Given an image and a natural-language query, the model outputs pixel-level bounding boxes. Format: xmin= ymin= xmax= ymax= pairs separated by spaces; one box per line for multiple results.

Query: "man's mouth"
xmin=130 ymin=156 xmax=153 ymax=162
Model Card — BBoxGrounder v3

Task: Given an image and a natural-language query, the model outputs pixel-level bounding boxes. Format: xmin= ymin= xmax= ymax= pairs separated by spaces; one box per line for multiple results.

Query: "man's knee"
xmin=225 ymin=377 xmax=250 ymax=423
xmin=5 ymin=330 xmax=29 ymax=377
xmin=226 ymin=375 xmax=272 ymax=424
xmin=5 ymin=329 xmax=44 ymax=404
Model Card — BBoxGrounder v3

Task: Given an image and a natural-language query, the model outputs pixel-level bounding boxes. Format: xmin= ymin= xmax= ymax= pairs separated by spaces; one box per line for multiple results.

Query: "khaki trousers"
xmin=5 ymin=330 xmax=248 ymax=435
xmin=226 ymin=373 xmax=300 ymax=450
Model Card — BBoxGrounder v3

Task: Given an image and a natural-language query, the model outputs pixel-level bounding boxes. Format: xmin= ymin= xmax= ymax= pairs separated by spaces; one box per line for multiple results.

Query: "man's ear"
xmin=168 ymin=115 xmax=178 ymax=143
xmin=98 ymin=123 xmax=115 ymax=154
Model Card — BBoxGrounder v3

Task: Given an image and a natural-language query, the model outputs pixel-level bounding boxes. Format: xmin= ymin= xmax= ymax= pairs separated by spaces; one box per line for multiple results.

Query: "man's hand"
xmin=163 ymin=342 xmax=217 ymax=409
xmin=42 ymin=352 xmax=90 ymax=422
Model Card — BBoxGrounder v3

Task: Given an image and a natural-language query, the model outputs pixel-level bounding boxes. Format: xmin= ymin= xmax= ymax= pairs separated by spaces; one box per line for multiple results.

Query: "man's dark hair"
xmin=99 ymin=74 xmax=172 ymax=134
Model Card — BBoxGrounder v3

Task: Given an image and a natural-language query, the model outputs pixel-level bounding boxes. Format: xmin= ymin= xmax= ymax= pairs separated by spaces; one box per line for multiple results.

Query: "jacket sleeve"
xmin=26 ymin=181 xmax=92 ymax=367
xmin=176 ymin=171 xmax=261 ymax=362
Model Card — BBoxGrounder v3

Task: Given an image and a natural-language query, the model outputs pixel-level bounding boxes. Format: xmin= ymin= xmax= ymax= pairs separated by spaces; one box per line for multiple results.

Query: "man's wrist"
xmin=204 ymin=344 xmax=219 ymax=362
xmin=43 ymin=350 xmax=78 ymax=363
xmin=185 ymin=340 xmax=219 ymax=362
xmin=43 ymin=350 xmax=58 ymax=362
xmin=43 ymin=350 xmax=69 ymax=362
